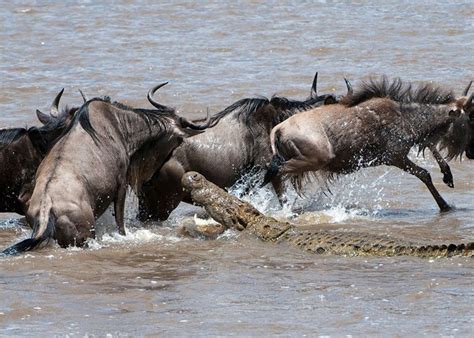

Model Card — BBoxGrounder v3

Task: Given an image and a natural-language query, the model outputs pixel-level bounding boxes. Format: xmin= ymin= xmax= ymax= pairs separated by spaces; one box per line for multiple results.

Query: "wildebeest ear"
xmin=36 ymin=109 xmax=51 ymax=125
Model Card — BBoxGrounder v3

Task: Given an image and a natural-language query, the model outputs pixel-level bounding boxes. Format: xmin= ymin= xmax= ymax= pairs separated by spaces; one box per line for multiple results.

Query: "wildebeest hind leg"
xmin=394 ymin=157 xmax=451 ymax=212
xmin=55 ymin=210 xmax=95 ymax=248
xmin=114 ymin=183 xmax=127 ymax=235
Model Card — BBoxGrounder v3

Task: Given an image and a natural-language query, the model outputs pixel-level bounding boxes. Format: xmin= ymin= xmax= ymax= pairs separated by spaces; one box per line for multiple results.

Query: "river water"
xmin=0 ymin=1 xmax=473 ymax=336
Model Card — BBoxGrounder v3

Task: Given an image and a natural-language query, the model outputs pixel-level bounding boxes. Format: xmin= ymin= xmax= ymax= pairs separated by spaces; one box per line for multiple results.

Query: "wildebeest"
xmin=262 ymin=77 xmax=473 ymax=212
xmin=0 ymin=89 xmax=77 ymax=214
xmin=137 ymin=73 xmax=348 ymax=221
xmin=2 ymin=83 xmax=210 ymax=255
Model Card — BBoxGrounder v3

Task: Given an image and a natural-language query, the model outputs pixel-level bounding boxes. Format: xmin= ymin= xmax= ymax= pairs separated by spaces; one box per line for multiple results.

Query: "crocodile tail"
xmin=413 ymin=242 xmax=474 ymax=258
xmin=1 ymin=211 xmax=55 ymax=256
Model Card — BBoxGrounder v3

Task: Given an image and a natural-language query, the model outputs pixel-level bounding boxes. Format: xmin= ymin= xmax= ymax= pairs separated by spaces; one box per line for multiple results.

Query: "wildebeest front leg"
xmin=395 ymin=157 xmax=451 ymax=212
xmin=429 ymin=146 xmax=454 ymax=188
xmin=114 ymin=183 xmax=127 ymax=235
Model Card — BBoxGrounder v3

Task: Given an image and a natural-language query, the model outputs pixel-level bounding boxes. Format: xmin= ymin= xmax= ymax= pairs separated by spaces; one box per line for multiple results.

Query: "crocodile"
xmin=181 ymin=171 xmax=474 ymax=258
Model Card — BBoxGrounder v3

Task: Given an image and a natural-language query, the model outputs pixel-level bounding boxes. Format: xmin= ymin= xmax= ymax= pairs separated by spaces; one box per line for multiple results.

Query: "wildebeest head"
xmin=0 ymin=89 xmax=78 ymax=214
xmin=437 ymin=81 xmax=474 ymax=160
xmin=28 ymin=89 xmax=78 ymax=153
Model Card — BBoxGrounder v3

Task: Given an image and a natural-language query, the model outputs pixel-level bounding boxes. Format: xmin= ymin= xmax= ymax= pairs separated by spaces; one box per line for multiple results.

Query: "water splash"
xmin=85 ymin=227 xmax=181 ymax=250
xmin=228 ymin=165 xmax=404 ymax=224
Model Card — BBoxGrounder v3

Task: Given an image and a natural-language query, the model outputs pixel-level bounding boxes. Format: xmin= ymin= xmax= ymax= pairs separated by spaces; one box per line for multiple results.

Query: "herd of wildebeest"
xmin=0 ymin=73 xmax=473 ymax=256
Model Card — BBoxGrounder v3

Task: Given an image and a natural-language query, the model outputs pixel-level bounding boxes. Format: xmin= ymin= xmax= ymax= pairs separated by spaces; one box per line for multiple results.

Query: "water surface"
xmin=0 ymin=1 xmax=473 ymax=336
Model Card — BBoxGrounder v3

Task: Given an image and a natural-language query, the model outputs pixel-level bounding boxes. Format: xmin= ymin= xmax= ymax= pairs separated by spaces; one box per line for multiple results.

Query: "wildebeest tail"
xmin=261 ymin=154 xmax=285 ymax=187
xmin=1 ymin=212 xmax=55 ymax=256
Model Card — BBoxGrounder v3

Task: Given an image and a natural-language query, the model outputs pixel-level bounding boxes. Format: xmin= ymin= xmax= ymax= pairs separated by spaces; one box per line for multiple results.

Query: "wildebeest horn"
xmin=79 ymin=89 xmax=88 ymax=103
xmin=464 ymin=93 xmax=473 ymax=109
xmin=49 ymin=88 xmax=64 ymax=117
xmin=179 ymin=109 xmax=212 ymax=130
xmin=463 ymin=81 xmax=472 ymax=96
xmin=36 ymin=109 xmax=51 ymax=125
xmin=310 ymin=72 xmax=318 ymax=99
xmin=344 ymin=78 xmax=353 ymax=95
xmin=147 ymin=82 xmax=169 ymax=110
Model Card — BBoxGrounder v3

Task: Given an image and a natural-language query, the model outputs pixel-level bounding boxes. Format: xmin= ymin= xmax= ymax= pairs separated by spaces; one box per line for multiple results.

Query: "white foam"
xmin=193 ymin=214 xmax=218 ymax=226
xmin=85 ymin=227 xmax=181 ymax=250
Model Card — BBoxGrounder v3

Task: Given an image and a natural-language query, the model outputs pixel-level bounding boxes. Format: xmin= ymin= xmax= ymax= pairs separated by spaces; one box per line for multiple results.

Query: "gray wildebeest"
xmin=0 ymin=89 xmax=77 ymax=214
xmin=262 ymin=77 xmax=473 ymax=212
xmin=2 ymin=83 xmax=210 ymax=255
xmin=137 ymin=73 xmax=349 ymax=221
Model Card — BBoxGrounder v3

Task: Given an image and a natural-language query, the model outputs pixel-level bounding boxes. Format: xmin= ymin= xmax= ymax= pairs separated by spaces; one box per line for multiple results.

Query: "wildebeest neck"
xmin=399 ymin=102 xmax=467 ymax=157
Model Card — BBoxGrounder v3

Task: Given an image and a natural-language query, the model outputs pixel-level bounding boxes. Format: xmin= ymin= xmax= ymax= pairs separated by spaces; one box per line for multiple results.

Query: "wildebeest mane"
xmin=341 ymin=76 xmax=455 ymax=107
xmin=208 ymin=97 xmax=270 ymax=127
xmin=64 ymin=97 xmax=177 ymax=144
xmin=109 ymin=97 xmax=176 ymax=132
xmin=207 ymin=94 xmax=331 ymax=132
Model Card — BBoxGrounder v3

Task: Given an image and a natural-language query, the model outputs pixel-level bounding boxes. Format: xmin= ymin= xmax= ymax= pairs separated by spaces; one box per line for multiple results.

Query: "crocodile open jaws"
xmin=181 ymin=171 xmax=473 ymax=258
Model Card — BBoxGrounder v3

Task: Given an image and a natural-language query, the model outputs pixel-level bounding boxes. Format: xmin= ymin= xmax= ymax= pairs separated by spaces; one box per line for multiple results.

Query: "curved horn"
xmin=36 ymin=109 xmax=50 ymax=125
xmin=462 ymin=80 xmax=473 ymax=96
xmin=179 ymin=109 xmax=212 ymax=130
xmin=310 ymin=72 xmax=318 ymax=99
xmin=147 ymin=82 xmax=169 ymax=110
xmin=50 ymin=88 xmax=64 ymax=117
xmin=79 ymin=89 xmax=87 ymax=103
xmin=344 ymin=78 xmax=353 ymax=95
xmin=464 ymin=93 xmax=473 ymax=109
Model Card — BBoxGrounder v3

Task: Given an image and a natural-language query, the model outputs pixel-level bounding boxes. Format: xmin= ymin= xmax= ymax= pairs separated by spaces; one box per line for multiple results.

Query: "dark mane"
xmin=64 ymin=97 xmax=177 ymax=144
xmin=108 ymin=97 xmax=176 ymax=129
xmin=207 ymin=94 xmax=333 ymax=131
xmin=341 ymin=76 xmax=455 ymax=107
xmin=208 ymin=97 xmax=270 ymax=127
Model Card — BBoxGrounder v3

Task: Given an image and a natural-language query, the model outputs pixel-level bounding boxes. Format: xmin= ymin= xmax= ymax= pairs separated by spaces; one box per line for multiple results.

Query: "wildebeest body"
xmin=138 ymin=74 xmax=343 ymax=221
xmin=264 ymin=78 xmax=473 ymax=211
xmin=0 ymin=130 xmax=41 ymax=214
xmin=3 ymin=86 xmax=208 ymax=254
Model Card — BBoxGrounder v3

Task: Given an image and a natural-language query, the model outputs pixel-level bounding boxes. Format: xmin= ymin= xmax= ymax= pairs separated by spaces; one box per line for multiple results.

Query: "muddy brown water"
xmin=1 ymin=1 xmax=473 ymax=336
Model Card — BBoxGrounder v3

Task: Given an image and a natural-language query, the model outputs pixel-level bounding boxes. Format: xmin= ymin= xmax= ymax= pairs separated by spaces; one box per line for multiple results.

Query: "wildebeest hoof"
xmin=439 ymin=205 xmax=453 ymax=213
xmin=443 ymin=173 xmax=454 ymax=188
